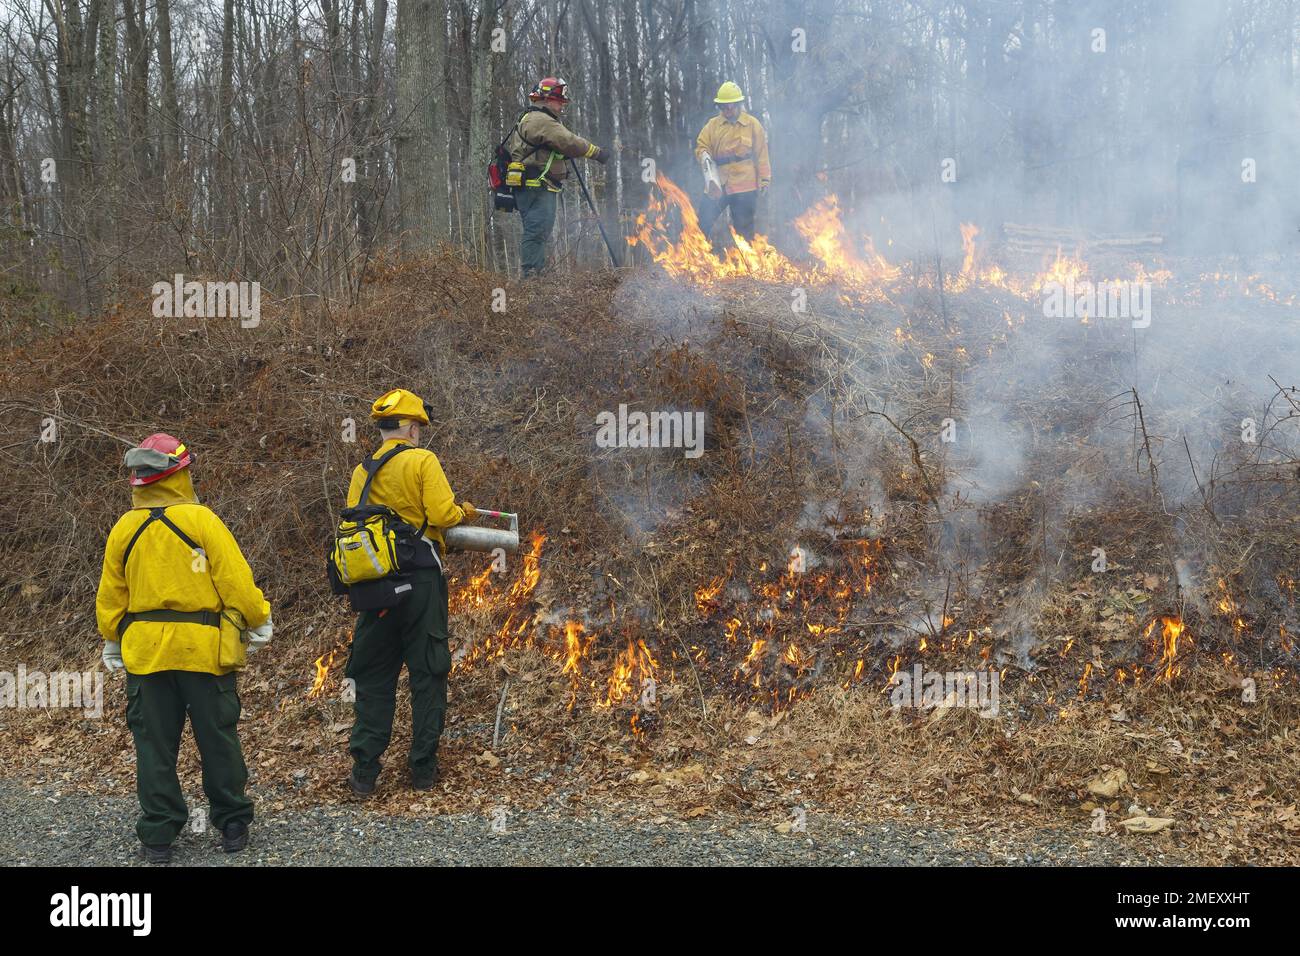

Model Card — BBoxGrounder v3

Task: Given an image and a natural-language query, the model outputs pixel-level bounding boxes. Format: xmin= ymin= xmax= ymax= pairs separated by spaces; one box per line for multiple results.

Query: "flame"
xmin=883 ymin=653 xmax=902 ymax=690
xmin=450 ymin=532 xmax=547 ymax=671
xmin=694 ymin=571 xmax=728 ymax=616
xmin=723 ymin=617 xmax=742 ymax=643
xmin=783 ymin=641 xmax=805 ymax=668
xmin=792 ymin=196 xmax=901 ymax=296
xmin=561 ymin=620 xmax=586 ymax=676
xmin=629 ymin=175 xmax=804 ymax=283
xmin=602 ymin=638 xmax=658 ymax=708
xmin=1154 ymin=616 xmax=1191 ymax=682
xmin=629 ymin=175 xmax=899 ymax=298
xmin=309 ymin=646 xmax=343 ymax=699
xmin=960 ymin=223 xmax=979 ymax=275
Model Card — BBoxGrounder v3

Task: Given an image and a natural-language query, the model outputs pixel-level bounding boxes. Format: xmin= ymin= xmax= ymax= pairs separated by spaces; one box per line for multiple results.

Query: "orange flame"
xmin=1153 ymin=616 xmax=1191 ymax=682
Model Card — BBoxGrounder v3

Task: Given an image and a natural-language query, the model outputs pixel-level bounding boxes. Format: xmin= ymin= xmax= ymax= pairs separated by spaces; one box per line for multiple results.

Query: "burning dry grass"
xmin=2 ymin=231 xmax=1299 ymax=862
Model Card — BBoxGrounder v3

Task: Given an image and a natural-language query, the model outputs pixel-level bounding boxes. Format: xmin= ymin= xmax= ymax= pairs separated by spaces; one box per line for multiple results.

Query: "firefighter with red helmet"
xmin=507 ymin=76 xmax=611 ymax=276
xmin=96 ymin=433 xmax=272 ymax=863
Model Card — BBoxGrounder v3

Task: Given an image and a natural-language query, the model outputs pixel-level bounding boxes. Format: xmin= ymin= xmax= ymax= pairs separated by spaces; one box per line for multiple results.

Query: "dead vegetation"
xmin=1 ymin=251 xmax=1298 ymax=865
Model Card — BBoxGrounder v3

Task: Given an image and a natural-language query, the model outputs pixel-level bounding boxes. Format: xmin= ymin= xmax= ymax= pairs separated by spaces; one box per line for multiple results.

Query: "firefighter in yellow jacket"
xmin=343 ymin=388 xmax=474 ymax=797
xmin=694 ymin=81 xmax=771 ymax=249
xmin=96 ymin=433 xmax=271 ymax=864
xmin=507 ymin=76 xmax=610 ymax=276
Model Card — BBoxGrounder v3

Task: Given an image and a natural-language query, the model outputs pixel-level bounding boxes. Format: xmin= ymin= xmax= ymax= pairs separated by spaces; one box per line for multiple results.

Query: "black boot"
xmin=349 ymin=770 xmax=377 ymax=798
xmin=411 ymin=762 xmax=440 ymax=791
xmin=221 ymin=821 xmax=250 ymax=853
xmin=140 ymin=843 xmax=172 ymax=865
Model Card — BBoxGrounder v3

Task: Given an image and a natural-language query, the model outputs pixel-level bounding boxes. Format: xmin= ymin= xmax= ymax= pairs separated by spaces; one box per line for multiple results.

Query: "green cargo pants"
xmin=346 ymin=567 xmax=451 ymax=782
xmin=125 ymin=670 xmax=252 ymax=846
xmin=516 ymin=185 xmax=558 ymax=277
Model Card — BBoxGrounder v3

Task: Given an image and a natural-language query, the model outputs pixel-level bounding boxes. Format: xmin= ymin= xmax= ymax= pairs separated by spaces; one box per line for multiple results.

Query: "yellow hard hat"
xmin=714 ymin=81 xmax=744 ymax=104
xmin=370 ymin=388 xmax=431 ymax=425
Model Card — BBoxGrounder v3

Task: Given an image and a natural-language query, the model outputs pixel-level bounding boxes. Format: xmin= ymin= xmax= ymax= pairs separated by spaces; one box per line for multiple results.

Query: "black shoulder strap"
xmin=156 ymin=510 xmax=202 ymax=552
xmin=356 ymin=445 xmax=414 ymax=507
xmin=354 ymin=445 xmax=430 ymax=539
xmin=511 ymin=108 xmax=548 ymax=161
xmin=122 ymin=506 xmax=203 ymax=571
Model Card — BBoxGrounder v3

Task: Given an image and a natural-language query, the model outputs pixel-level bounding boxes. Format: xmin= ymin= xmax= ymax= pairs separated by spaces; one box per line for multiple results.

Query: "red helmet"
xmin=125 ymin=433 xmax=194 ymax=486
xmin=528 ymin=76 xmax=569 ymax=103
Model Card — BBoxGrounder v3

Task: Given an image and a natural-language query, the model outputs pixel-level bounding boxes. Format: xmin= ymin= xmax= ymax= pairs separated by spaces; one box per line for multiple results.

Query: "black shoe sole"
xmin=411 ymin=766 xmax=440 ymax=791
xmin=140 ymin=846 xmax=172 ymax=865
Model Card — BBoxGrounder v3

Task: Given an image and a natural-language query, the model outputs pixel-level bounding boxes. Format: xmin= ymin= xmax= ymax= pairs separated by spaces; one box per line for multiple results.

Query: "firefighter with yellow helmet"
xmin=694 ymin=81 xmax=771 ymax=248
xmin=96 ymin=433 xmax=272 ymax=863
xmin=341 ymin=389 xmax=474 ymax=797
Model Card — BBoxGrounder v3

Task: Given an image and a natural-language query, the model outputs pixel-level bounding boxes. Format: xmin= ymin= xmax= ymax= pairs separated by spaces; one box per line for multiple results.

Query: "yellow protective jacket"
xmin=345 ymin=438 xmax=464 ymax=553
xmin=95 ymin=469 xmax=270 ymax=676
xmin=695 ymin=111 xmax=771 ymax=194
xmin=509 ymin=106 xmax=599 ymax=189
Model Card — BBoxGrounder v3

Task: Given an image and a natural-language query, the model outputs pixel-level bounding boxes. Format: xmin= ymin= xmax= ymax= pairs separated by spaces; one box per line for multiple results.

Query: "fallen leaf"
xmin=1086 ymin=768 xmax=1128 ymax=799
xmin=1119 ymin=815 xmax=1175 ymax=833
xmin=658 ymin=763 xmax=705 ymax=786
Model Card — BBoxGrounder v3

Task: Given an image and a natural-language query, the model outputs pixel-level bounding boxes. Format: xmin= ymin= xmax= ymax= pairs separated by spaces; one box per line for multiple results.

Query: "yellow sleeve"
xmin=345 ymin=464 xmax=365 ymax=507
xmin=420 ymin=452 xmax=465 ymax=530
xmin=695 ymin=121 xmax=714 ymax=163
xmin=754 ymin=121 xmax=771 ymax=185
xmin=201 ymin=509 xmax=270 ymax=628
xmin=95 ymin=518 xmax=132 ymax=643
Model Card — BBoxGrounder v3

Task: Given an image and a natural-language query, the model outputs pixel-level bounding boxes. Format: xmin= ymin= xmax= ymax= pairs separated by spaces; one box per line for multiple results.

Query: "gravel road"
xmin=1 ymin=778 xmax=1184 ymax=866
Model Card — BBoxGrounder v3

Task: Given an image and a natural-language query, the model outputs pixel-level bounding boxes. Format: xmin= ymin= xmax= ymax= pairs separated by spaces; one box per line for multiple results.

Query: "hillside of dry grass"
xmin=2 ymin=252 xmax=1297 ymax=865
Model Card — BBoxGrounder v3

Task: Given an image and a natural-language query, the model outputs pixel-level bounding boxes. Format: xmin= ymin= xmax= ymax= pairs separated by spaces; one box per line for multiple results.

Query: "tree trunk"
xmin=468 ymin=2 xmax=501 ymax=266
xmin=396 ymin=0 xmax=442 ymax=250
xmin=156 ymin=0 xmax=180 ymax=177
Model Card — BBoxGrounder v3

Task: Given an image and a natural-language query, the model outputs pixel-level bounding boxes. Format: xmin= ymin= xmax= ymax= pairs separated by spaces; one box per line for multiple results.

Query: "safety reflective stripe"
xmin=420 ymin=535 xmax=444 ymax=573
xmin=358 ymin=534 xmax=386 ymax=578
xmin=338 ymin=528 xmax=387 ymax=584
xmin=524 ymin=151 xmax=558 ymax=188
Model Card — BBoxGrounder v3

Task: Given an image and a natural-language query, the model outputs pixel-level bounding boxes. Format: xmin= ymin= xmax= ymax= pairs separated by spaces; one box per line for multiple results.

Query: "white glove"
xmin=245 ymin=616 xmax=273 ymax=655
xmin=700 ymin=151 xmax=723 ymax=199
xmin=102 ymin=641 xmax=124 ymax=672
